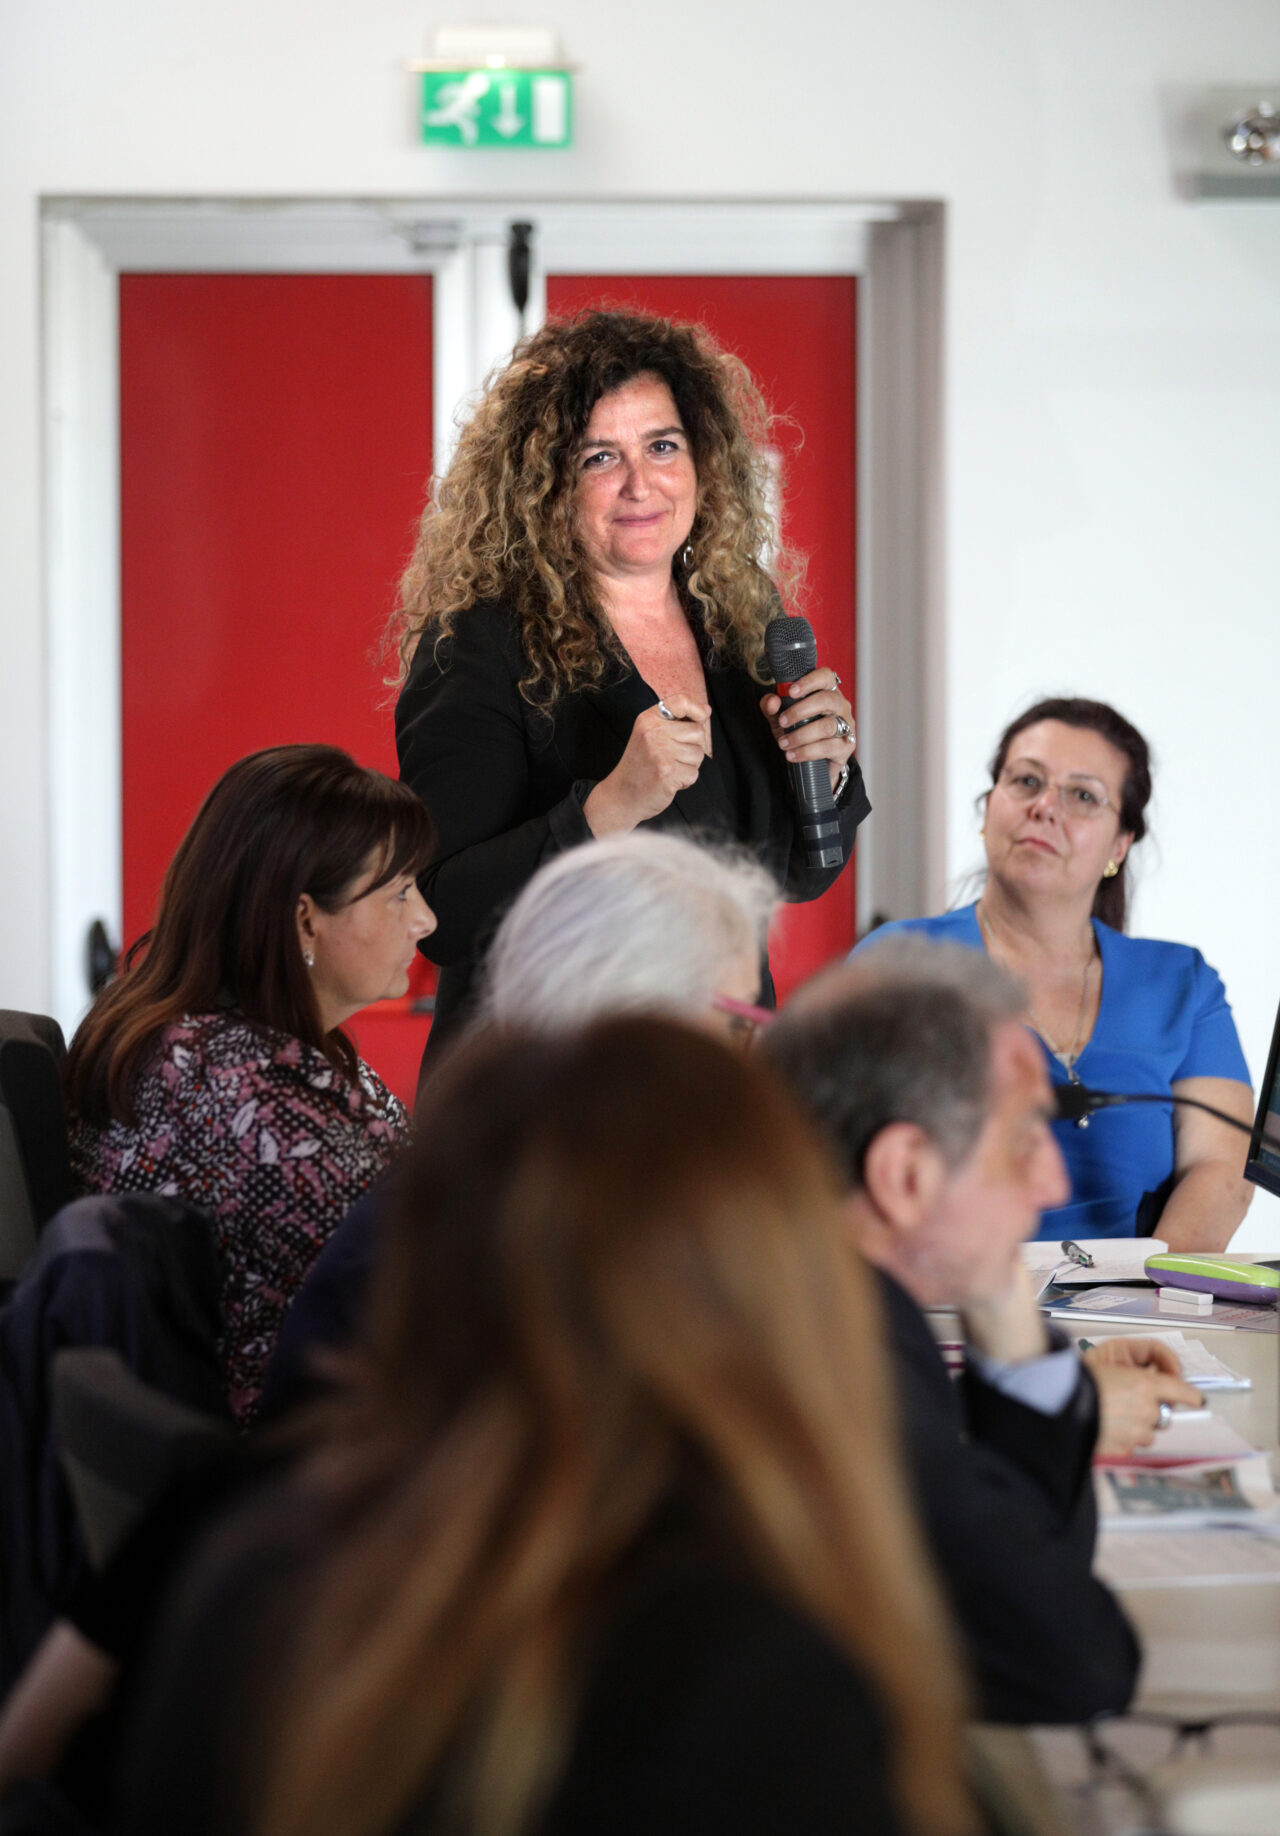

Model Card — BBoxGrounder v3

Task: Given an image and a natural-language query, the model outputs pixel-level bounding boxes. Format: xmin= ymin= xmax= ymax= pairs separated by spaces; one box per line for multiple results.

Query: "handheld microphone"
xmin=764 ymin=614 xmax=844 ymax=872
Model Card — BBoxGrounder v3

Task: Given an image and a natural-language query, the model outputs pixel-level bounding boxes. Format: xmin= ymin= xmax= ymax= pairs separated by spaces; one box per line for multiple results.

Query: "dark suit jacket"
xmin=879 ymin=1271 xmax=1140 ymax=1724
xmin=395 ymin=600 xmax=870 ymax=1042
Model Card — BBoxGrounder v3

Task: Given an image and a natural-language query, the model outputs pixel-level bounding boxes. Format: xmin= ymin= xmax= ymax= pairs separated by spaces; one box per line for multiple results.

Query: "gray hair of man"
xmin=762 ymin=936 xmax=1027 ymax=1191
xmin=479 ymin=832 xmax=779 ymax=1031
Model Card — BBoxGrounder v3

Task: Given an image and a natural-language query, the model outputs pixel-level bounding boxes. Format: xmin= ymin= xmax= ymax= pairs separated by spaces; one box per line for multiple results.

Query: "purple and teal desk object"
xmin=1144 ymin=1253 xmax=1280 ymax=1306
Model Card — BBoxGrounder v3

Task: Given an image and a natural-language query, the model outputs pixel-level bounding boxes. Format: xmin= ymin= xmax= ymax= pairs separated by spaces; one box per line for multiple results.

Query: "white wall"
xmin=4 ymin=0 xmax=1280 ymax=1234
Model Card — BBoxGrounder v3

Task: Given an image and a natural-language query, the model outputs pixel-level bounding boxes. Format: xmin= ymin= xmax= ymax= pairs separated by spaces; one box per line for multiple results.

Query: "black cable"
xmin=1054 ymin=1082 xmax=1280 ymax=1153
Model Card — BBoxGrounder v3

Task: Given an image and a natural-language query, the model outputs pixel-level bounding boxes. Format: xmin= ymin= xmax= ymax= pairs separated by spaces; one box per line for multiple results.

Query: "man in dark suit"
xmin=763 ymin=938 xmax=1193 ymax=1724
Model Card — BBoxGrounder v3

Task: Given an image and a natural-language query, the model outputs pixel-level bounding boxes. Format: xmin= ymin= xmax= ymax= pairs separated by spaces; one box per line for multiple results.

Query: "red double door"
xmin=121 ymin=270 xmax=856 ymax=1101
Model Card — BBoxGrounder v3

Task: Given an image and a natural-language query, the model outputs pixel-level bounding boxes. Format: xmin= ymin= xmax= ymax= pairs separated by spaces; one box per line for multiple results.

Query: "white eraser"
xmin=1158 ymin=1286 xmax=1213 ymax=1311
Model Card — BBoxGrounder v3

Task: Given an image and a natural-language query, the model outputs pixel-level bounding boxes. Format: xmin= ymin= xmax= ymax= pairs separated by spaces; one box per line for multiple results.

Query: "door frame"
xmin=41 ymin=195 xmax=943 ymax=1033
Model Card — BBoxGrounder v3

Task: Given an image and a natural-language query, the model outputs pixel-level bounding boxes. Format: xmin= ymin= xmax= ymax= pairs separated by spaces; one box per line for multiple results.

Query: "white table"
xmin=1058 ymin=1312 xmax=1280 ymax=1712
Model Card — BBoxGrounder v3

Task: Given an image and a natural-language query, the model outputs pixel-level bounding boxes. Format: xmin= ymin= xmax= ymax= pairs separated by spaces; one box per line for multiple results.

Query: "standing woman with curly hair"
xmin=392 ymin=309 xmax=869 ymax=1047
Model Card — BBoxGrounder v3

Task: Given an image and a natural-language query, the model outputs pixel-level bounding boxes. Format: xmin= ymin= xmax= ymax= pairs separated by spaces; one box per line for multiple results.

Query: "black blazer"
xmin=396 ymin=600 xmax=870 ymax=1042
xmin=879 ymin=1272 xmax=1140 ymax=1724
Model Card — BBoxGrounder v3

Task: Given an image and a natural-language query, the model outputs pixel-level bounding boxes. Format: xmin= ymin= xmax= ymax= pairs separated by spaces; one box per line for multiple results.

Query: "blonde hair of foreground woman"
xmin=255 ymin=1019 xmax=974 ymax=1836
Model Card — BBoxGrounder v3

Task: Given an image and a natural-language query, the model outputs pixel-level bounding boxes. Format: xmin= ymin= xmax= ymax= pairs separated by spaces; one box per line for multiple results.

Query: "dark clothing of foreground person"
xmin=268 ymin=1209 xmax=1139 ymax=1723
xmin=116 ymin=1495 xmax=904 ymax=1836
xmin=879 ymin=1273 xmax=1138 ymax=1722
xmin=763 ymin=940 xmax=1145 ymax=1730
xmin=112 ymin=1020 xmax=972 ymax=1836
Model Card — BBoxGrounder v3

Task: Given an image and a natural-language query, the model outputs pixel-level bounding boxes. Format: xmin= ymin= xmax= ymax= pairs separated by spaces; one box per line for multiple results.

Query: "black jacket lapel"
xmin=704 ymin=659 xmax=790 ymax=858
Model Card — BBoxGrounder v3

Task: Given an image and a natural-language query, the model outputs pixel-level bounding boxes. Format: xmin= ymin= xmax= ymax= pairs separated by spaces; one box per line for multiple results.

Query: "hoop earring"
xmin=1102 ymin=860 xmax=1120 ymax=880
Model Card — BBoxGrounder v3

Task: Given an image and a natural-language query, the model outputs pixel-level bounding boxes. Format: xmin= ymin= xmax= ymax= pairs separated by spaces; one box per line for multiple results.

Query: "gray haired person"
xmin=480 ymin=832 xmax=777 ymax=1038
xmin=763 ymin=938 xmax=1194 ymax=1724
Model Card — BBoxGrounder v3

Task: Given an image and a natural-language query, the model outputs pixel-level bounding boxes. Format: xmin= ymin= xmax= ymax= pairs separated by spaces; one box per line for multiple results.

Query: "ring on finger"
xmin=834 ymin=715 xmax=853 ymax=743
xmin=1156 ymin=1402 xmax=1173 ymax=1431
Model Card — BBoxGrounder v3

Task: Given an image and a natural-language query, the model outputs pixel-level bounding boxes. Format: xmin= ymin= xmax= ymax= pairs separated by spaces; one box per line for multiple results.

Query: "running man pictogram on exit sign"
xmin=421 ymin=69 xmax=572 ymax=148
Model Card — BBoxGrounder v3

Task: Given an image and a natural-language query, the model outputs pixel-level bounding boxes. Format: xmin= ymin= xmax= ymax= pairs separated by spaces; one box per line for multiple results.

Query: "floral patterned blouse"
xmin=69 ymin=1012 xmax=407 ymax=1424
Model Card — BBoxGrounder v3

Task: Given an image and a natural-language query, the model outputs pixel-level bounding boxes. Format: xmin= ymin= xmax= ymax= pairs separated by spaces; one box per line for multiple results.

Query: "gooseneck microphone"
xmin=1053 ymin=1083 xmax=1273 ymax=1147
xmin=764 ymin=614 xmax=844 ymax=872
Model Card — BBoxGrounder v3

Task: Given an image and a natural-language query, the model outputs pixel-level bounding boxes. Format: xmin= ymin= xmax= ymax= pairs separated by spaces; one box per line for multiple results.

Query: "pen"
xmin=1061 ymin=1240 xmax=1094 ymax=1270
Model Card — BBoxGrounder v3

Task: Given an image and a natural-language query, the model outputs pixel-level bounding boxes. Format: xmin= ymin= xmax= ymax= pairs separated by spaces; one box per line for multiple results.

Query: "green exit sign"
xmin=421 ymin=69 xmax=572 ymax=148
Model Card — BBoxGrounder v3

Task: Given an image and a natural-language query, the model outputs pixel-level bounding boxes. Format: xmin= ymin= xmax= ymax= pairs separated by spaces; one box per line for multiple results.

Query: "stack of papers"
xmin=1046 ymin=1285 xmax=1279 ymax=1333
xmin=1096 ymin=1527 xmax=1280 ymax=1589
xmin=1093 ymin=1410 xmax=1280 ymax=1585
xmin=1024 ymin=1238 xmax=1167 ymax=1294
xmin=1097 ymin=1410 xmax=1255 ymax=1469
xmin=1148 ymin=1332 xmax=1251 ymax=1392
xmin=1096 ymin=1450 xmax=1277 ymax=1531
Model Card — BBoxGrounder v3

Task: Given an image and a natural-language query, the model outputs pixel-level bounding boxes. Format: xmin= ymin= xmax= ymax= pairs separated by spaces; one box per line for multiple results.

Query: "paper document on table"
xmin=1024 ymin=1237 xmax=1167 ymax=1292
xmin=1096 ymin=1525 xmax=1280 ymax=1588
xmin=1152 ymin=1332 xmax=1251 ymax=1391
xmin=1098 ymin=1410 xmax=1255 ymax=1467
xmin=1095 ymin=1452 xmax=1279 ymax=1531
xmin=1046 ymin=1286 xmax=1279 ymax=1333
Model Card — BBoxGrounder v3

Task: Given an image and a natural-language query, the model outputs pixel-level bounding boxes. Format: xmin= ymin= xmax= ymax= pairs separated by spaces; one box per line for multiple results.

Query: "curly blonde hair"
xmin=389 ymin=309 xmax=804 ymax=706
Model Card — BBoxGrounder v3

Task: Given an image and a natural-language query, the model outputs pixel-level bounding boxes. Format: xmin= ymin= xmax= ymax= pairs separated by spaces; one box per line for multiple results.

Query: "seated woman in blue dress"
xmin=859 ymin=698 xmax=1253 ymax=1247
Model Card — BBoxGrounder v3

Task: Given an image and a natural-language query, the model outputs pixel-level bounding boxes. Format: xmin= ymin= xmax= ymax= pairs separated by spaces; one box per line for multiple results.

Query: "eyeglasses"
xmin=996 ymin=768 xmax=1115 ymax=820
xmin=709 ymin=994 xmax=774 ymax=1041
xmin=1030 ymin=1711 xmax=1280 ymax=1831
xmin=1085 ymin=1710 xmax=1280 ymax=1773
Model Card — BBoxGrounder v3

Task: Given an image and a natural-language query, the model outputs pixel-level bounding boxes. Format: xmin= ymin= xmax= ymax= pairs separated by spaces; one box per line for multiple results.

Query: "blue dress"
xmin=854 ymin=904 xmax=1250 ymax=1240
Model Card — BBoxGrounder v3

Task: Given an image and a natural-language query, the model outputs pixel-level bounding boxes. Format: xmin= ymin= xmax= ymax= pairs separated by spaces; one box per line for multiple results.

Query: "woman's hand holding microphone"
xmin=759 ymin=668 xmax=856 ymax=795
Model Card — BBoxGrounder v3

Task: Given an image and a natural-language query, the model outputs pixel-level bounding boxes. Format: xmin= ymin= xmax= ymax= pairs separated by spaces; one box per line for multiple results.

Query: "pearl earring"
xmin=304 ymin=950 xmax=315 ymax=968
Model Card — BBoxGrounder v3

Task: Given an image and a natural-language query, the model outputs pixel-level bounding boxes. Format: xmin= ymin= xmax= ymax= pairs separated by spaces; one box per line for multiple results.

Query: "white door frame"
xmin=41 ymin=195 xmax=943 ymax=1034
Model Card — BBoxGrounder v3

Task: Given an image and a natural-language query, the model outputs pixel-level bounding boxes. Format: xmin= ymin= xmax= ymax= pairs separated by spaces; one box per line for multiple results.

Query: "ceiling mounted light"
xmin=1224 ymin=104 xmax=1280 ymax=167
xmin=1180 ymin=86 xmax=1280 ymax=198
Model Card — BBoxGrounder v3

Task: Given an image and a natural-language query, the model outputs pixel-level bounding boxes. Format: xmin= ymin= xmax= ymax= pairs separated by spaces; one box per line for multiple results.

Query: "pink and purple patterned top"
xmin=69 ymin=1012 xmax=408 ymax=1424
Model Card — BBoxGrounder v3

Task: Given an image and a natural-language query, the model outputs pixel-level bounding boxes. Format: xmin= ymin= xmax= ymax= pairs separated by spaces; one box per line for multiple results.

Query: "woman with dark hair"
xmin=858 ymin=699 xmax=1252 ymax=1246
xmin=66 ymin=744 xmax=436 ymax=1421
xmin=119 ymin=1018 xmax=974 ymax=1836
xmin=392 ymin=308 xmax=868 ymax=1046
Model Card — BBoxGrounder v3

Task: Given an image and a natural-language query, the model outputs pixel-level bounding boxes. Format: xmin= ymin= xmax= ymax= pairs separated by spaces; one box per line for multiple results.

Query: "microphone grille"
xmin=765 ymin=614 xmax=817 ymax=682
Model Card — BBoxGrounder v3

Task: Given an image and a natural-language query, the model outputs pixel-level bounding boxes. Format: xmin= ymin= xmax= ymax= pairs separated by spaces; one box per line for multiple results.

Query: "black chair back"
xmin=0 ymin=1192 xmax=228 ymax=1691
xmin=52 ymin=1347 xmax=234 ymax=1571
xmin=0 ymin=1011 xmax=72 ymax=1279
